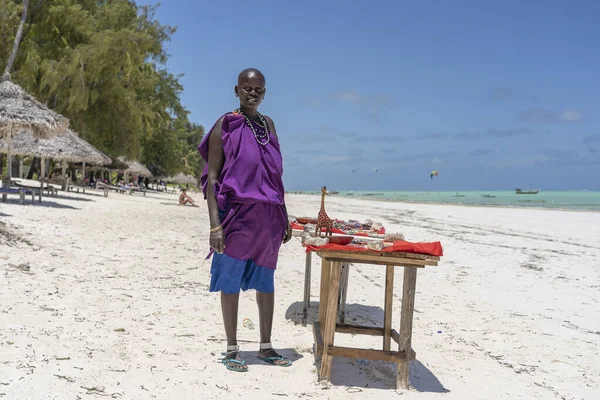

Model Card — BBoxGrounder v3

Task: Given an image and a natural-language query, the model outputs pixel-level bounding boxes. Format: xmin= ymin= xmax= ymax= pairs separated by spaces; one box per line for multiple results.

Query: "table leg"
xmin=397 ymin=266 xmax=418 ymax=389
xmin=318 ymin=258 xmax=332 ymax=330
xmin=383 ymin=265 xmax=394 ymax=351
xmin=303 ymin=251 xmax=312 ymax=323
xmin=338 ymin=263 xmax=350 ymax=323
xmin=320 ymin=260 xmax=342 ymax=381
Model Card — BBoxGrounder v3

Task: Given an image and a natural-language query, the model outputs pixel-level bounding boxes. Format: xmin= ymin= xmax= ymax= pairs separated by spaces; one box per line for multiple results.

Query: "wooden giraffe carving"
xmin=315 ymin=186 xmax=333 ymax=237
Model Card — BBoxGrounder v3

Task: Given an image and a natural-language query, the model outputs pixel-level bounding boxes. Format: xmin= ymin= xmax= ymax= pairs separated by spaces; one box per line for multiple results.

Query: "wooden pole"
xmin=397 ymin=267 xmax=418 ymax=389
xmin=6 ymin=125 xmax=12 ymax=180
xmin=40 ymin=157 xmax=45 ymax=179
xmin=61 ymin=160 xmax=67 ymax=190
xmin=320 ymin=260 xmax=342 ymax=381
xmin=302 ymin=251 xmax=312 ymax=324
xmin=18 ymin=157 xmax=23 ymax=178
xmin=383 ymin=265 xmax=395 ymax=351
xmin=82 ymin=161 xmax=86 ymax=183
xmin=2 ymin=124 xmax=13 ymax=202
xmin=38 ymin=157 xmax=46 ymax=202
xmin=318 ymin=258 xmax=332 ymax=330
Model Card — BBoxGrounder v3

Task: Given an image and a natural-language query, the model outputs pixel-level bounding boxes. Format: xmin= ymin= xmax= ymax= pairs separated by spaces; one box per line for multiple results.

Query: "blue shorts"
xmin=209 ymin=252 xmax=275 ymax=294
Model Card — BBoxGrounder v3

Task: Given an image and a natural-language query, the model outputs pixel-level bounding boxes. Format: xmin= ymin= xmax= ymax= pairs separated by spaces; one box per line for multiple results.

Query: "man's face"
xmin=235 ymin=72 xmax=266 ymax=109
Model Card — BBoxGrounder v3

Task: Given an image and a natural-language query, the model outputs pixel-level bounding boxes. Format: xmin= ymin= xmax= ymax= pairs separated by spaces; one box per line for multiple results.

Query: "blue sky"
xmin=138 ymin=0 xmax=599 ymax=191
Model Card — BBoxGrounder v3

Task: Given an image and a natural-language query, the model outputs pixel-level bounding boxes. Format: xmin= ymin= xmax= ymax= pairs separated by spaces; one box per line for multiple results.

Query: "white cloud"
xmin=560 ymin=109 xmax=584 ymax=123
xmin=517 ymin=108 xmax=584 ymax=124
xmin=335 ymin=90 xmax=362 ymax=104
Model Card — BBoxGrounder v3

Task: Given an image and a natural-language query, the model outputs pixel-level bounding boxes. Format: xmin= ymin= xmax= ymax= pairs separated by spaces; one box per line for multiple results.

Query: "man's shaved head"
xmin=235 ymin=68 xmax=267 ymax=110
xmin=238 ymin=68 xmax=265 ymax=85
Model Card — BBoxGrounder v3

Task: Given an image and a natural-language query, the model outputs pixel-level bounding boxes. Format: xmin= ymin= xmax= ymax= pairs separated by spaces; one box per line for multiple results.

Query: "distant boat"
xmin=452 ymin=192 xmax=466 ymax=198
xmin=346 ymin=191 xmax=354 ymax=196
xmin=330 ymin=191 xmax=339 ymax=195
xmin=364 ymin=193 xmax=384 ymax=196
xmin=481 ymin=194 xmax=496 ymax=198
xmin=515 ymin=188 xmax=540 ymax=195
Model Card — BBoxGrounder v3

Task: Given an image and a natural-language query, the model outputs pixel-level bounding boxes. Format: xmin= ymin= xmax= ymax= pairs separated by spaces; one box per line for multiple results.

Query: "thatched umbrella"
xmin=0 ymin=75 xmax=69 ymax=139
xmin=118 ymin=157 xmax=153 ymax=180
xmin=0 ymin=129 xmax=107 ymax=164
xmin=164 ymin=172 xmax=197 ymax=185
xmin=74 ymin=155 xmax=129 ymax=185
xmin=1 ymin=74 xmax=69 ymax=179
xmin=0 ymin=129 xmax=109 ymax=182
xmin=104 ymin=156 xmax=129 ymax=171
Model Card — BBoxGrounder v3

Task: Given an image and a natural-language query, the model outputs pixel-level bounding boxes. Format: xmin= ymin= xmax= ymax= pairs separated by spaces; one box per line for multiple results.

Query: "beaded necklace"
xmin=234 ymin=108 xmax=270 ymax=146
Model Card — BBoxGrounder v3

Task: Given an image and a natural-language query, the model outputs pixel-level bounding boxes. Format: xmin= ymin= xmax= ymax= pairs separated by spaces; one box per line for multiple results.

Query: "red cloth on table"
xmin=305 ymin=240 xmax=443 ymax=257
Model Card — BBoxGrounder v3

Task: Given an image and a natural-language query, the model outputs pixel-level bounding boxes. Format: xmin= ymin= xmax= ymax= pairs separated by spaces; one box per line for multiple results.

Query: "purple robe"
xmin=198 ymin=113 xmax=287 ymax=269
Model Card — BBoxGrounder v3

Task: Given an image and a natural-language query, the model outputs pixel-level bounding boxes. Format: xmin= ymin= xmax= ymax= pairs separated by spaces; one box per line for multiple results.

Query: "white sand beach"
xmin=1 ymin=191 xmax=599 ymax=400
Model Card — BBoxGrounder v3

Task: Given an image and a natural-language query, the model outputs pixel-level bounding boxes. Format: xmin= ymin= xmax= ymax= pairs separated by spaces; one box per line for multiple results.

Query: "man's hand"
xmin=283 ymin=222 xmax=293 ymax=244
xmin=210 ymin=229 xmax=225 ymax=254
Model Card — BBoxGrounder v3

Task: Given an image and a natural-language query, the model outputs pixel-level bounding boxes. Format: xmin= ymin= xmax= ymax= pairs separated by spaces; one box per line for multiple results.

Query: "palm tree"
xmin=3 ymin=0 xmax=29 ymax=79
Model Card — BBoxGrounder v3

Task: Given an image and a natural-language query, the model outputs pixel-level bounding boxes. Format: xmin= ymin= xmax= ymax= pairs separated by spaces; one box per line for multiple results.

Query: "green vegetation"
xmin=0 ymin=0 xmax=204 ymax=180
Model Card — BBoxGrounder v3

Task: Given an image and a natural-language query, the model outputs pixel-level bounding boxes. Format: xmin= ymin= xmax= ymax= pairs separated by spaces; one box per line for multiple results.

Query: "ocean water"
xmin=294 ymin=190 xmax=600 ymax=212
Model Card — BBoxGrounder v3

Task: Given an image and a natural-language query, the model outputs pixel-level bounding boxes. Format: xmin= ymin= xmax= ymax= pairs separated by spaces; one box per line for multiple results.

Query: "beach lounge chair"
xmin=11 ymin=179 xmax=53 ymax=201
xmin=118 ymin=185 xmax=133 ymax=195
xmin=131 ymin=186 xmax=147 ymax=197
xmin=68 ymin=183 xmax=87 ymax=194
xmin=96 ymin=181 xmax=123 ymax=196
xmin=15 ymin=181 xmax=56 ymax=197
xmin=48 ymin=177 xmax=72 ymax=193
xmin=0 ymin=186 xmax=39 ymax=205
xmin=14 ymin=177 xmax=59 ymax=196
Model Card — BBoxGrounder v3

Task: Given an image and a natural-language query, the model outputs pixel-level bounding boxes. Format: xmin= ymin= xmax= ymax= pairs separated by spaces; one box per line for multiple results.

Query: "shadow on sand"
xmin=64 ymin=189 xmax=110 ymax=199
xmin=1 ymin=198 xmax=81 ymax=210
xmin=135 ymin=194 xmax=174 ymax=201
xmin=160 ymin=202 xmax=200 ymax=208
xmin=160 ymin=202 xmax=181 ymax=207
xmin=285 ymin=300 xmax=386 ymax=327
xmin=318 ymin=357 xmax=448 ymax=392
xmin=51 ymin=194 xmax=95 ymax=202
xmin=285 ymin=301 xmax=448 ymax=393
xmin=37 ymin=200 xmax=81 ymax=210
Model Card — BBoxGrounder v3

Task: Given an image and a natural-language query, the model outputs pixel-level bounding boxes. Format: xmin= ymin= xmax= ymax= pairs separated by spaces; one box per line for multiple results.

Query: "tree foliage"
xmin=0 ymin=0 xmax=204 ymax=179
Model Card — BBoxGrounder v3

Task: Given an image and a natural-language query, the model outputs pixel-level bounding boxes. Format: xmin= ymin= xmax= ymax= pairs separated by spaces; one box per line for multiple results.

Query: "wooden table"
xmin=311 ymin=249 xmax=440 ymax=390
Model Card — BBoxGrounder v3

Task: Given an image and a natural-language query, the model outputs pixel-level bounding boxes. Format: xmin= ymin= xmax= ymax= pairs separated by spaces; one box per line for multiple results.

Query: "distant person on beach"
xmin=179 ymin=188 xmax=197 ymax=207
xmin=198 ymin=68 xmax=293 ymax=372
